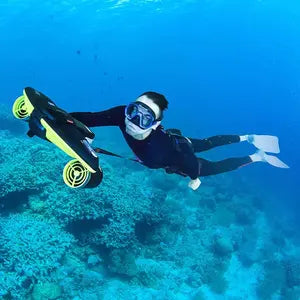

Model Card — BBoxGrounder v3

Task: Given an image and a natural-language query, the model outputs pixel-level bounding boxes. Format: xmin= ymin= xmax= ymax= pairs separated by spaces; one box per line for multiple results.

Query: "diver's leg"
xmin=198 ymin=156 xmax=252 ymax=176
xmin=198 ymin=150 xmax=289 ymax=177
xmin=189 ymin=135 xmax=241 ymax=153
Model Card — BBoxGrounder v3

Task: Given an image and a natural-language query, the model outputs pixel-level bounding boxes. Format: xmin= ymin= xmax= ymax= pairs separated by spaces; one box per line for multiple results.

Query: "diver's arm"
xmin=69 ymin=105 xmax=126 ymax=127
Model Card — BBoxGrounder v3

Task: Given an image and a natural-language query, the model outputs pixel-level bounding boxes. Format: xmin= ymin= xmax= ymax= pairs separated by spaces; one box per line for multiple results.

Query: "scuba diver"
xmin=70 ymin=92 xmax=289 ymax=190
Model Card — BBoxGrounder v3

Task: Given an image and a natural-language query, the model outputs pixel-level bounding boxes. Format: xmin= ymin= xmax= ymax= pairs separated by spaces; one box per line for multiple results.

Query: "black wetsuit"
xmin=70 ymin=106 xmax=252 ymax=179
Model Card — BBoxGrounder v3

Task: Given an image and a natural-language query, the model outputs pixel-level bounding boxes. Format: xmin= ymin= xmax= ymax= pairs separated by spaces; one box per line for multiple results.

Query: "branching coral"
xmin=0 ymin=214 xmax=74 ymax=298
xmin=1 ymin=105 xmax=299 ymax=300
xmin=0 ymin=131 xmax=64 ymax=200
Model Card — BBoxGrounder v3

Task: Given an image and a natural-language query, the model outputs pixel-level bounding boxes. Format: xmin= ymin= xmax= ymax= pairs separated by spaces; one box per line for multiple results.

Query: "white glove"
xmin=188 ymin=178 xmax=201 ymax=190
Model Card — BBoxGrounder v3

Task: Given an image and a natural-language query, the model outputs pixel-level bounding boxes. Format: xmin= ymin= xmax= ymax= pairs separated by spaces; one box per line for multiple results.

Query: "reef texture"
xmin=0 ymin=113 xmax=299 ymax=299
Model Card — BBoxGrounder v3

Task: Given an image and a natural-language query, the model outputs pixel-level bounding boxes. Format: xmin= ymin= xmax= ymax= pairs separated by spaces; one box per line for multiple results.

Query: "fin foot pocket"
xmin=12 ymin=96 xmax=30 ymax=120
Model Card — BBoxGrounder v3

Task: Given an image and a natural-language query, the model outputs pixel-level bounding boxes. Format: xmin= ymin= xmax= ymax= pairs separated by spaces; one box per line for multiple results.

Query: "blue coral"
xmin=0 ymin=214 xmax=74 ymax=298
xmin=0 ymin=104 xmax=299 ymax=299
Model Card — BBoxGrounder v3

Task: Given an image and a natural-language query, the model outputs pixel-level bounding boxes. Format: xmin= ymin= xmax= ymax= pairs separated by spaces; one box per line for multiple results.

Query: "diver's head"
xmin=125 ymin=92 xmax=169 ymax=140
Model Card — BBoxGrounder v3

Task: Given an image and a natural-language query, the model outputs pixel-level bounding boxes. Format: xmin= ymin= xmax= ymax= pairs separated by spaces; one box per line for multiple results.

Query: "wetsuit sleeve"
xmin=69 ymin=105 xmax=126 ymax=127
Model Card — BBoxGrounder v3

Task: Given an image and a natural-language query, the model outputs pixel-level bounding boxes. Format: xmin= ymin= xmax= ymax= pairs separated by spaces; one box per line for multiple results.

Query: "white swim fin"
xmin=248 ymin=135 xmax=280 ymax=154
xmin=255 ymin=150 xmax=290 ymax=168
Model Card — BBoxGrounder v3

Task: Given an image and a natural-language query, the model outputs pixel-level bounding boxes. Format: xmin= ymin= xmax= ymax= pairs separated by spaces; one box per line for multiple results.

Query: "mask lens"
xmin=141 ymin=114 xmax=154 ymax=128
xmin=126 ymin=102 xmax=156 ymax=129
xmin=130 ymin=115 xmax=141 ymax=127
xmin=126 ymin=104 xmax=138 ymax=119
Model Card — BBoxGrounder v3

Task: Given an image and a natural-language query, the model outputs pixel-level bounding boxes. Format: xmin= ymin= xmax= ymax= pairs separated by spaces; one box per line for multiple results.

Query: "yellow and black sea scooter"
xmin=12 ymin=87 xmax=103 ymax=188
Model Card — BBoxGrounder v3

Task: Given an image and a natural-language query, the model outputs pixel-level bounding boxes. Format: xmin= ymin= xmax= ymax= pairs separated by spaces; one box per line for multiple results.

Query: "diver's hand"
xmin=188 ymin=178 xmax=201 ymax=190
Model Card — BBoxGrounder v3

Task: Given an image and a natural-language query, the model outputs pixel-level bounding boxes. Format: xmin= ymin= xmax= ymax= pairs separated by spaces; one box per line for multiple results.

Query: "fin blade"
xmin=253 ymin=135 xmax=280 ymax=153
xmin=264 ymin=154 xmax=290 ymax=169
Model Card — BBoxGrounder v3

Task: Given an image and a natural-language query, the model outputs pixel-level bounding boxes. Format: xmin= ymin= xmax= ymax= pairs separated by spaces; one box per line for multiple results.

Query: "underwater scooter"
xmin=12 ymin=87 xmax=103 ymax=189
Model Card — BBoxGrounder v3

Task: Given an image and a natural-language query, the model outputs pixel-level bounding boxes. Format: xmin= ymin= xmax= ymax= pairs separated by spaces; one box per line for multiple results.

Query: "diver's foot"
xmin=240 ymin=134 xmax=280 ymax=154
xmin=250 ymin=150 xmax=289 ymax=168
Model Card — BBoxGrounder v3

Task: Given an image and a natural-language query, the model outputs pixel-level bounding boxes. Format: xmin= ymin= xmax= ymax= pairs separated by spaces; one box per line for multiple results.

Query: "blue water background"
xmin=0 ymin=0 xmax=299 ymax=222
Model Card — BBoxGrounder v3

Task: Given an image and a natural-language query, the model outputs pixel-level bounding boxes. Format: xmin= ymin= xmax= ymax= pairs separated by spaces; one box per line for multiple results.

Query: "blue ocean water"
xmin=0 ymin=0 xmax=300 ymax=299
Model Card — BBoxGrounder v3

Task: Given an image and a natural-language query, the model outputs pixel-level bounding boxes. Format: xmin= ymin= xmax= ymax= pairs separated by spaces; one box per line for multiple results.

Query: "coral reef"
xmin=285 ymin=258 xmax=300 ymax=288
xmin=0 ymin=109 xmax=299 ymax=299
xmin=0 ymin=130 xmax=63 ymax=201
xmin=256 ymin=259 xmax=286 ymax=299
xmin=0 ymin=214 xmax=74 ymax=299
xmin=31 ymin=282 xmax=62 ymax=300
